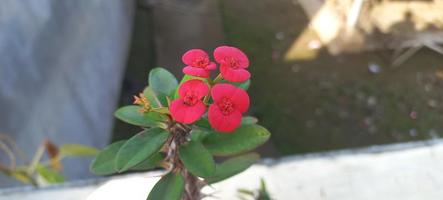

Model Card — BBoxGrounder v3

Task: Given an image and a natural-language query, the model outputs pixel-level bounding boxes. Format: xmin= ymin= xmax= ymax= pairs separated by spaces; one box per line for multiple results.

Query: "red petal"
xmin=211 ymin=83 xmax=249 ymax=113
xmin=213 ymin=46 xmax=249 ymax=68
xmin=183 ymin=66 xmax=210 ymax=78
xmin=208 ymin=104 xmax=242 ymax=133
xmin=170 ymin=99 xmax=206 ymax=124
xmin=178 ymin=80 xmax=209 ymax=99
xmin=206 ymin=62 xmax=217 ymax=70
xmin=182 ymin=49 xmax=209 ymax=66
xmin=220 ymin=65 xmax=250 ymax=82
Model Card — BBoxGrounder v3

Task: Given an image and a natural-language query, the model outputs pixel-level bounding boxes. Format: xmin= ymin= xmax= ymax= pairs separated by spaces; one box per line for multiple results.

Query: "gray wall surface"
xmin=0 ymin=0 xmax=135 ymax=187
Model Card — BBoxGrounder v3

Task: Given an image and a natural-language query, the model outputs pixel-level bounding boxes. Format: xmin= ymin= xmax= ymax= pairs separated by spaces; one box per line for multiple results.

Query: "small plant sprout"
xmin=0 ymin=134 xmax=99 ymax=186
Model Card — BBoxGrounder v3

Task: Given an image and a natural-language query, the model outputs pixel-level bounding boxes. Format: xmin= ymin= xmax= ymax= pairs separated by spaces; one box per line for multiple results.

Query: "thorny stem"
xmin=166 ymin=122 xmax=205 ymax=200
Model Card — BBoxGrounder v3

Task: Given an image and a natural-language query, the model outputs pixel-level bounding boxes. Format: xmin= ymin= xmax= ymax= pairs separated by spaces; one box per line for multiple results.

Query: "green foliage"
xmin=115 ymin=128 xmax=169 ymax=172
xmin=237 ymin=178 xmax=272 ymax=200
xmin=241 ymin=116 xmax=258 ymax=125
xmin=206 ymin=153 xmax=259 ymax=184
xmin=222 ymin=79 xmax=251 ymax=91
xmin=179 ymin=141 xmax=215 ymax=178
xmin=114 ymin=106 xmax=168 ymax=128
xmin=258 ymin=178 xmax=272 ymax=200
xmin=90 ymin=140 xmax=126 ymax=176
xmin=36 ymin=165 xmax=65 ymax=184
xmin=91 ymin=66 xmax=272 ymax=200
xmin=203 ymin=124 xmax=270 ymax=156
xmin=194 ymin=117 xmax=211 ymax=130
xmin=130 ymin=153 xmax=164 ymax=171
xmin=143 ymin=87 xmax=162 ymax=108
xmin=236 ymin=79 xmax=251 ymax=90
xmin=190 ymin=129 xmax=209 ymax=142
xmin=59 ymin=144 xmax=99 ymax=157
xmin=147 ymin=172 xmax=185 ymax=200
xmin=149 ymin=68 xmax=178 ymax=104
xmin=8 ymin=170 xmax=33 ymax=184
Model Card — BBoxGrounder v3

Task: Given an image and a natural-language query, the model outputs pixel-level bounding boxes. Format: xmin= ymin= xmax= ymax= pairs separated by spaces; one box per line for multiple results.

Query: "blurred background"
xmin=1 ymin=0 xmax=442 ymax=188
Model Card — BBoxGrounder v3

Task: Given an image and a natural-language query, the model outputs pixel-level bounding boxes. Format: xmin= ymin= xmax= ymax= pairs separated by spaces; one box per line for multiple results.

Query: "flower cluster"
xmin=170 ymin=46 xmax=251 ymax=133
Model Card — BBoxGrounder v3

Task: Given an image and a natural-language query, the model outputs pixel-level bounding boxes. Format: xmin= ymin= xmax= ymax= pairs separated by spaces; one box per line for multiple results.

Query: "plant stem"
xmin=167 ymin=123 xmax=205 ymax=200
xmin=212 ymin=73 xmax=223 ymax=84
xmin=182 ymin=170 xmax=203 ymax=200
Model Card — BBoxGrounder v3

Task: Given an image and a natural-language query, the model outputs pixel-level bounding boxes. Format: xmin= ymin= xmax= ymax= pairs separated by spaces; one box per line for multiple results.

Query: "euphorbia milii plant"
xmin=91 ymin=46 xmax=271 ymax=200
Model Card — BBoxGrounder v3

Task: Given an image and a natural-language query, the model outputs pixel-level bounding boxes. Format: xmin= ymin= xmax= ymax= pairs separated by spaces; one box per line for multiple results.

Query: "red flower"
xmin=214 ymin=46 xmax=250 ymax=82
xmin=182 ymin=49 xmax=216 ymax=78
xmin=208 ymin=84 xmax=250 ymax=133
xmin=170 ymin=80 xmax=209 ymax=124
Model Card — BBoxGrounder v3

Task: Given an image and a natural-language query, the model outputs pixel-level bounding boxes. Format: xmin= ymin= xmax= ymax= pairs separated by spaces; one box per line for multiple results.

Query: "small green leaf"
xmin=203 ymin=124 xmax=270 ymax=156
xmin=130 ymin=153 xmax=164 ymax=171
xmin=179 ymin=141 xmax=215 ymax=178
xmin=8 ymin=170 xmax=33 ymax=184
xmin=194 ymin=117 xmax=211 ymax=130
xmin=147 ymin=172 xmax=185 ymax=200
xmin=149 ymin=68 xmax=178 ymax=104
xmin=241 ymin=116 xmax=258 ymax=125
xmin=237 ymin=189 xmax=255 ymax=196
xmin=233 ymin=79 xmax=251 ymax=90
xmin=143 ymin=87 xmax=162 ymax=108
xmin=90 ymin=140 xmax=126 ymax=176
xmin=206 ymin=153 xmax=259 ymax=184
xmin=220 ymin=79 xmax=251 ymax=90
xmin=60 ymin=144 xmax=99 ymax=157
xmin=36 ymin=165 xmax=65 ymax=184
xmin=152 ymin=107 xmax=170 ymax=115
xmin=115 ymin=128 xmax=169 ymax=172
xmin=114 ymin=106 xmax=167 ymax=127
xmin=259 ymin=178 xmax=272 ymax=200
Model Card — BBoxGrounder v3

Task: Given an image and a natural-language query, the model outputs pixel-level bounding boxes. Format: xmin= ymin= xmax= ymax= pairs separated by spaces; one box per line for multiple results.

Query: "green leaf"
xmin=152 ymin=107 xmax=170 ymax=114
xmin=149 ymin=68 xmax=178 ymax=104
xmin=147 ymin=172 xmax=185 ymax=200
xmin=179 ymin=141 xmax=215 ymax=178
xmin=206 ymin=153 xmax=259 ymax=184
xmin=220 ymin=79 xmax=251 ymax=91
xmin=241 ymin=116 xmax=258 ymax=125
xmin=8 ymin=170 xmax=33 ymax=184
xmin=237 ymin=189 xmax=255 ymax=196
xmin=233 ymin=79 xmax=251 ymax=90
xmin=60 ymin=144 xmax=99 ymax=157
xmin=90 ymin=140 xmax=126 ymax=176
xmin=190 ymin=129 xmax=209 ymax=142
xmin=143 ymin=87 xmax=162 ymax=108
xmin=259 ymin=178 xmax=272 ymax=200
xmin=36 ymin=165 xmax=65 ymax=184
xmin=130 ymin=153 xmax=164 ymax=171
xmin=115 ymin=106 xmax=167 ymax=128
xmin=115 ymin=128 xmax=169 ymax=172
xmin=203 ymin=124 xmax=270 ymax=156
xmin=194 ymin=117 xmax=211 ymax=130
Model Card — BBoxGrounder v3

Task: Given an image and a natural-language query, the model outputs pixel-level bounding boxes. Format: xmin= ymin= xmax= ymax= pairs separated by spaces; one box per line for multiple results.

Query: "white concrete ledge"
xmin=1 ymin=139 xmax=443 ymax=200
